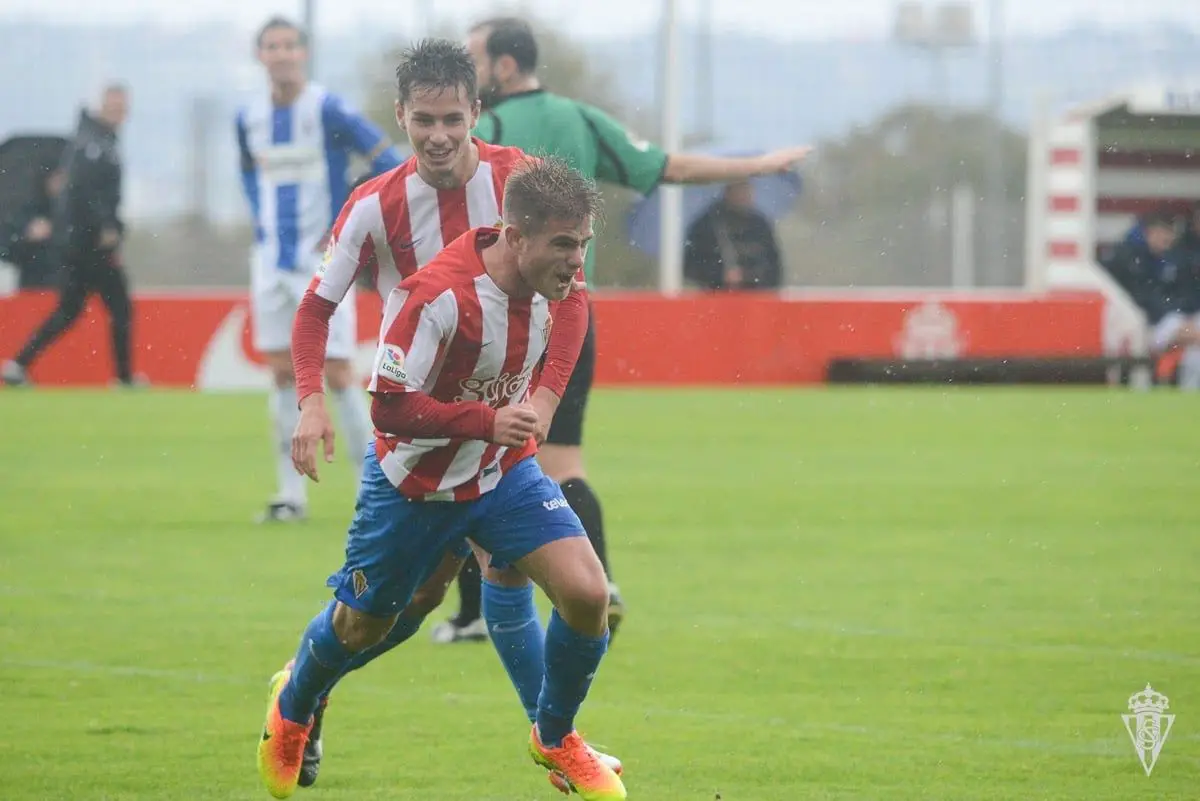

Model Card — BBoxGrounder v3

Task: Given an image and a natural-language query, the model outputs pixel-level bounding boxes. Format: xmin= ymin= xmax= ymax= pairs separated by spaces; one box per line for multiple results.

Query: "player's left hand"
xmin=754 ymin=146 xmax=812 ymax=175
xmin=292 ymin=394 xmax=336 ymax=481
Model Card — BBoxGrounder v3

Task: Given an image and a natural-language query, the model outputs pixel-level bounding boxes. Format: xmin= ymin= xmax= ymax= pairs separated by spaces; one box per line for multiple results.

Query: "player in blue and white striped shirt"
xmin=236 ymin=16 xmax=403 ymax=523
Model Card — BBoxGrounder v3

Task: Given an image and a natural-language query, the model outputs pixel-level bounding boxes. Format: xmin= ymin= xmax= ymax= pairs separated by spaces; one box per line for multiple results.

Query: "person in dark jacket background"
xmin=683 ymin=180 xmax=784 ymax=291
xmin=0 ymin=167 xmax=65 ymax=289
xmin=3 ymin=84 xmax=136 ymax=386
xmin=1101 ymin=209 xmax=1200 ymax=389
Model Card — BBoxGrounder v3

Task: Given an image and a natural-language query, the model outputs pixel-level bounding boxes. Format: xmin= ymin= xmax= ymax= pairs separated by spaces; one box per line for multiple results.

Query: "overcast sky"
xmin=3 ymin=0 xmax=1199 ymax=40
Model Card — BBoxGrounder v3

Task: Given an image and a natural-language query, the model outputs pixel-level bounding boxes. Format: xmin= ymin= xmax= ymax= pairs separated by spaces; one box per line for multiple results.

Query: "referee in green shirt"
xmin=441 ymin=17 xmax=809 ymax=641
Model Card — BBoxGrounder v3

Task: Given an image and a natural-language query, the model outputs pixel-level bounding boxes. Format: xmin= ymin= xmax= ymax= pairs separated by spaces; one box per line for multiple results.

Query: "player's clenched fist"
xmin=492 ymin=404 xmax=539 ymax=448
xmin=292 ymin=395 xmax=337 ymax=482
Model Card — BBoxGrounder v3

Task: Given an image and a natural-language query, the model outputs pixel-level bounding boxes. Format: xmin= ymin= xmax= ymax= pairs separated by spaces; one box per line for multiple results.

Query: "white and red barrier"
xmin=0 ymin=288 xmax=1105 ymax=389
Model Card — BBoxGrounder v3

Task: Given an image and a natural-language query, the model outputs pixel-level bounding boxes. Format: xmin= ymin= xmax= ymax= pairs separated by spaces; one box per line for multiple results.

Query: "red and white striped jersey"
xmin=368 ymin=228 xmax=553 ymax=501
xmin=309 ymin=138 xmax=532 ymax=307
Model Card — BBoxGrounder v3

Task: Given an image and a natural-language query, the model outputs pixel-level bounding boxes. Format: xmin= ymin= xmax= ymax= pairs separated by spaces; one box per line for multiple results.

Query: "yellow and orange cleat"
xmin=531 ymin=726 xmax=627 ymax=800
xmin=256 ymin=664 xmax=313 ymax=799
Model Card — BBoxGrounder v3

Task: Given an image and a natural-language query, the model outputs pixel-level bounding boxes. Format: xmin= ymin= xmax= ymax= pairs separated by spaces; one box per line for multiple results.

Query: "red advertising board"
xmin=0 ymin=289 xmax=1105 ymax=389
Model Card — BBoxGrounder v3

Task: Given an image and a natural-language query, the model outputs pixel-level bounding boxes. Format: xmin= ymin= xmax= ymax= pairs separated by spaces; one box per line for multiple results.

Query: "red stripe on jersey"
xmin=381 ymin=161 xmax=419 ymax=278
xmin=460 ymin=294 xmax=533 ymax=502
xmin=397 ymin=278 xmax=486 ymax=498
xmin=360 ymin=232 xmax=379 ymax=287
xmin=437 ymin=185 xmax=471 ymax=249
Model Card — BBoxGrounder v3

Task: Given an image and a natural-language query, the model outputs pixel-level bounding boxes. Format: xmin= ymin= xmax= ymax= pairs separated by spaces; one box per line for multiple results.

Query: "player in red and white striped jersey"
xmin=275 ymin=40 xmax=618 ymax=792
xmin=259 ymin=156 xmax=627 ymax=800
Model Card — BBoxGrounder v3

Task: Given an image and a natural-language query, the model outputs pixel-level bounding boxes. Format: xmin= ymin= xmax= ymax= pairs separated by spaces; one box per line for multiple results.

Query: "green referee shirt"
xmin=473 ymin=89 xmax=669 ymax=284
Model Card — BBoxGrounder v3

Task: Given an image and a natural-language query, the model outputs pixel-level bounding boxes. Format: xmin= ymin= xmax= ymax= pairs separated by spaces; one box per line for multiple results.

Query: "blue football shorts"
xmin=326 ymin=443 xmax=586 ymax=616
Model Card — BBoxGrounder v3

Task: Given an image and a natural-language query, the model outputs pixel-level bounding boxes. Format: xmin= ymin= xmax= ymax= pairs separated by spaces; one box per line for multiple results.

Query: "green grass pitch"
xmin=1 ymin=386 xmax=1197 ymax=800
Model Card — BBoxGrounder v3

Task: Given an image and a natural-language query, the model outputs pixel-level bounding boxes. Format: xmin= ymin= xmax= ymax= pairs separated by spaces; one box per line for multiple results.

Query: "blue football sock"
xmin=318 ymin=611 xmax=424 ymax=701
xmin=482 ymin=580 xmax=545 ymax=722
xmin=278 ymin=601 xmax=353 ymax=724
xmin=535 ymin=609 xmax=609 ymax=748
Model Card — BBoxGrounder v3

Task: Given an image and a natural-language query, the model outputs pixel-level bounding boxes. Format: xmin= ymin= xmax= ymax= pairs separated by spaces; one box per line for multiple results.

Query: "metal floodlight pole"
xmin=302 ymin=0 xmax=316 ymax=78
xmin=658 ymin=0 xmax=685 ymax=296
xmin=983 ymin=0 xmax=1007 ymax=286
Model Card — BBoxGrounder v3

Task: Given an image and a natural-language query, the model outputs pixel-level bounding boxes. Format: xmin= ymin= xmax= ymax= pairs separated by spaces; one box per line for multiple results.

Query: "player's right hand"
xmin=292 ymin=395 xmax=336 ymax=482
xmin=492 ymin=404 xmax=539 ymax=448
xmin=755 ymin=145 xmax=812 ymax=175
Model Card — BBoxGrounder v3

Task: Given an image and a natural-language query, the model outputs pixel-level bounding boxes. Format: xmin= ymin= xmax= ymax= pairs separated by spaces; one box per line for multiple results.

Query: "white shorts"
xmin=250 ymin=250 xmax=357 ymax=360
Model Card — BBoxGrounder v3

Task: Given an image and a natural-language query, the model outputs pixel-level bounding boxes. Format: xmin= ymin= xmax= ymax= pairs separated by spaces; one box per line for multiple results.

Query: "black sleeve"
xmin=0 ymin=205 xmax=32 ymax=260
xmin=64 ymin=143 xmax=120 ymax=236
xmin=683 ymin=213 xmax=722 ymax=290
xmin=756 ymin=215 xmax=783 ymax=289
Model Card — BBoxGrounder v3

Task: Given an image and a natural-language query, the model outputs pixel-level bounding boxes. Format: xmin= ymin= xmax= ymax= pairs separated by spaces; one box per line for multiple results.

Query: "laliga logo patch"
xmin=378 ymin=345 xmax=408 ymax=383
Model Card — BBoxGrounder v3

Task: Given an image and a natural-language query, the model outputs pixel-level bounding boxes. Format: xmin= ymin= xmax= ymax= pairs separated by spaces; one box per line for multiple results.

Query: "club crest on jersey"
xmin=318 ymin=235 xmax=336 ymax=275
xmin=457 ymin=371 xmax=530 ymax=407
xmin=378 ymin=345 xmax=407 ymax=383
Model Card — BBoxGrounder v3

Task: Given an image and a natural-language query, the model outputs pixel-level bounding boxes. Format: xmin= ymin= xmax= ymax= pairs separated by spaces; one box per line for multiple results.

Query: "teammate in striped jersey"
xmin=236 ymin=16 xmax=403 ymax=523
xmin=282 ymin=40 xmax=615 ymax=791
xmin=259 ymin=156 xmax=626 ymax=801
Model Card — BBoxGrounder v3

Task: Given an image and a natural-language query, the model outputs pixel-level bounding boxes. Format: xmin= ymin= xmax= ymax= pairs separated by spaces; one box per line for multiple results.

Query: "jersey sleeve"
xmin=321 ymin=94 xmax=403 ymax=174
xmin=368 ymin=286 xmax=458 ymax=395
xmin=579 ymin=103 xmax=669 ymax=195
xmin=309 ymin=189 xmax=383 ymax=304
xmin=234 ymin=111 xmax=260 ymax=218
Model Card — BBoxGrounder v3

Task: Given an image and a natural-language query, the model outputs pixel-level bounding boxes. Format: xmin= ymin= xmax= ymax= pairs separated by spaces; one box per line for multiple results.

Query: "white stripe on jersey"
xmin=405 ymin=172 xmax=445 ymax=268
xmin=315 ymin=191 xmax=383 ymax=305
xmin=465 ymin=160 xmax=501 ymax=227
xmin=431 ymin=274 xmax=514 ymax=495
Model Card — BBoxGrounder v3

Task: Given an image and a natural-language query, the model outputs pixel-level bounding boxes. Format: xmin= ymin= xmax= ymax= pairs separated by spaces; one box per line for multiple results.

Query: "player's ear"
xmin=470 ymin=98 xmax=481 ymax=128
xmin=503 ymin=223 xmax=522 ymax=249
xmin=394 ymin=100 xmax=406 ymax=132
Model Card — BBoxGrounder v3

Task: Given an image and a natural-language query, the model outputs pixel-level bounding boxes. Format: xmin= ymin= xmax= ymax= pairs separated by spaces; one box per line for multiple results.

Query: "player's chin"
xmin=540 ymin=282 xmax=572 ymax=301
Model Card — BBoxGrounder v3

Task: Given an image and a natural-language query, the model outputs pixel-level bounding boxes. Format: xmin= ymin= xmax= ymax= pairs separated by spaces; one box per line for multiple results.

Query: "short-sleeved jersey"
xmin=369 ymin=228 xmax=553 ymax=502
xmin=235 ymin=83 xmax=400 ymax=272
xmin=310 ymin=139 xmax=531 ymax=328
xmin=474 ymin=90 xmax=670 ymax=283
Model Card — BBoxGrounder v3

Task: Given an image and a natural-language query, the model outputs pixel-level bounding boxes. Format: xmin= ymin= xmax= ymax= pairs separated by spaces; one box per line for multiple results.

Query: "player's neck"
xmin=496 ymin=75 xmax=541 ymax=99
xmin=481 ymin=239 xmax=534 ymax=299
xmin=271 ymin=81 xmax=305 ymax=107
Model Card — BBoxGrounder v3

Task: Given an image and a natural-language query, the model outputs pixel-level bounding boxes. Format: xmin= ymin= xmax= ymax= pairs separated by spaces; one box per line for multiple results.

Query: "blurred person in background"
xmin=455 ymin=16 xmax=810 ymax=644
xmin=0 ymin=167 xmax=65 ymax=290
xmin=236 ymin=16 xmax=403 ymax=523
xmin=3 ymin=85 xmax=136 ymax=387
xmin=1102 ymin=210 xmax=1200 ymax=388
xmin=683 ymin=180 xmax=783 ymax=291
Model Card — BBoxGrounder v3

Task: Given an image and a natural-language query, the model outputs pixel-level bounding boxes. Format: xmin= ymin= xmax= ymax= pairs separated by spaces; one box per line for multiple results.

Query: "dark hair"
xmin=394 ymin=38 xmax=478 ymax=104
xmin=256 ymin=16 xmax=307 ymax=48
xmin=1143 ymin=210 xmax=1176 ymax=230
xmin=503 ymin=157 xmax=602 ymax=234
xmin=470 ymin=17 xmax=539 ymax=74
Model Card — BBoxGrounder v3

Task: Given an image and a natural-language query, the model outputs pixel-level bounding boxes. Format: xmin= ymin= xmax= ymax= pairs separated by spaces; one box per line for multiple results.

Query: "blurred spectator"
xmin=3 ymin=84 xmax=138 ymax=387
xmin=0 ymin=167 xmax=65 ymax=289
xmin=683 ymin=181 xmax=783 ymax=291
xmin=1102 ymin=210 xmax=1200 ymax=388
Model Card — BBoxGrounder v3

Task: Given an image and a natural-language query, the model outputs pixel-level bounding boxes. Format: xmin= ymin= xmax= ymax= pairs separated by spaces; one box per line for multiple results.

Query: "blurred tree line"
xmin=354 ymin=22 xmax=1030 ymax=290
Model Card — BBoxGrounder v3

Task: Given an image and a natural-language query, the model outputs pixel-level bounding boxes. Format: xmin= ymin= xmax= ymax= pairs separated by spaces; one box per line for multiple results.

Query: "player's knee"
xmin=482 ymin=563 xmax=528 ymax=589
xmin=537 ymin=445 xmax=585 ymax=483
xmin=331 ymin=602 xmax=395 ymax=652
xmin=554 ymin=562 xmax=609 ymax=631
